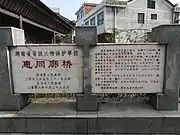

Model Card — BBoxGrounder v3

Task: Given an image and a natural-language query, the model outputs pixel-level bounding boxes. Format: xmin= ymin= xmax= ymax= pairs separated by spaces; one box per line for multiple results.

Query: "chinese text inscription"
xmin=10 ymin=45 xmax=83 ymax=93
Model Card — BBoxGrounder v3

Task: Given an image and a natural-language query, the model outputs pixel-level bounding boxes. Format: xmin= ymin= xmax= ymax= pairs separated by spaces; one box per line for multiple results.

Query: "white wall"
xmin=76 ymin=0 xmax=174 ymax=41
xmin=105 ymin=6 xmax=114 ymax=33
xmin=105 ymin=0 xmax=173 ymax=32
xmin=76 ymin=18 xmax=85 ymax=26
xmin=76 ymin=0 xmax=106 ymax=35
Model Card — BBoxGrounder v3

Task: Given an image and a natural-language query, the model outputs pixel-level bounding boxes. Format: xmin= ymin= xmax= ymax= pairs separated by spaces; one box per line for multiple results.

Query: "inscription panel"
xmin=90 ymin=45 xmax=165 ymax=93
xmin=10 ymin=45 xmax=83 ymax=93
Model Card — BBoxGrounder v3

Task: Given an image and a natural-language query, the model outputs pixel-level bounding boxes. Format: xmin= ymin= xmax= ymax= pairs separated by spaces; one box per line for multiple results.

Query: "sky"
xmin=40 ymin=0 xmax=180 ymax=20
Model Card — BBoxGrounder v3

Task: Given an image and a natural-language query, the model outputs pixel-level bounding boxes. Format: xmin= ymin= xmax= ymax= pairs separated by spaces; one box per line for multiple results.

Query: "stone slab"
xmin=26 ymin=118 xmax=87 ymax=134
xmin=75 ymin=26 xmax=97 ymax=46
xmin=0 ymin=134 xmax=175 ymax=135
xmin=0 ymin=118 xmax=25 ymax=133
xmin=1 ymin=102 xmax=180 ymax=134
xmin=0 ymin=119 xmax=10 ymax=132
xmin=158 ymin=94 xmax=178 ymax=110
xmin=150 ymin=25 xmax=180 ymax=110
xmin=77 ymin=111 xmax=98 ymax=118
xmin=18 ymin=103 xmax=77 ymax=117
xmin=76 ymin=94 xmax=98 ymax=111
xmin=90 ymin=44 xmax=165 ymax=93
xmin=98 ymin=102 xmax=162 ymax=117
xmin=10 ymin=45 xmax=83 ymax=94
xmin=75 ymin=27 xmax=98 ymax=111
xmin=9 ymin=119 xmax=26 ymax=133
xmin=0 ymin=27 xmax=28 ymax=111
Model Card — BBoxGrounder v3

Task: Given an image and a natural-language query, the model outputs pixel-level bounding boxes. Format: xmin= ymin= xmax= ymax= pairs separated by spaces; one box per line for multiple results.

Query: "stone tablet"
xmin=90 ymin=44 xmax=165 ymax=93
xmin=9 ymin=45 xmax=83 ymax=93
xmin=75 ymin=26 xmax=97 ymax=45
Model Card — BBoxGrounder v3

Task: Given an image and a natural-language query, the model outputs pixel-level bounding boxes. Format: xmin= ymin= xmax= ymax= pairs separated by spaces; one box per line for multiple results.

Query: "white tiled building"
xmin=75 ymin=0 xmax=180 ymax=43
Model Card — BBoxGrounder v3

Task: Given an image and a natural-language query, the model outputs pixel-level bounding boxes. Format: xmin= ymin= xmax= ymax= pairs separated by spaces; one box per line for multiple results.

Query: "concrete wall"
xmin=0 ymin=27 xmax=28 ymax=111
xmin=149 ymin=25 xmax=180 ymax=110
xmin=104 ymin=0 xmax=173 ymax=43
xmin=76 ymin=0 xmax=174 ymax=39
xmin=105 ymin=0 xmax=172 ymax=31
xmin=76 ymin=0 xmax=106 ymax=35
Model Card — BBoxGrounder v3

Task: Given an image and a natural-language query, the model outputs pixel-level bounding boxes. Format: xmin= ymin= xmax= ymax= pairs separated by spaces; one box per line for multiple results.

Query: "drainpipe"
xmin=113 ymin=6 xmax=116 ymax=43
xmin=70 ymin=29 xmax=73 ymax=43
xmin=19 ymin=15 xmax=23 ymax=29
xmin=53 ymin=30 xmax=56 ymax=44
xmin=172 ymin=8 xmax=175 ymax=24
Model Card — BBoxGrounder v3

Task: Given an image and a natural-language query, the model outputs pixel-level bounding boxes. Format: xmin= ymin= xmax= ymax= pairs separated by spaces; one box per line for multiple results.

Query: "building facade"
xmin=76 ymin=0 xmax=180 ymax=43
xmin=0 ymin=0 xmax=75 ymax=44
xmin=75 ymin=3 xmax=98 ymax=27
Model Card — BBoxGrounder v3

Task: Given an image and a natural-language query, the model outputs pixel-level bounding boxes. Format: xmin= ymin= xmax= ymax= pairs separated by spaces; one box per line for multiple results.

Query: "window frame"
xmin=85 ymin=21 xmax=89 ymax=26
xmin=151 ymin=14 xmax=157 ymax=20
xmin=90 ymin=17 xmax=96 ymax=26
xmin=97 ymin=11 xmax=104 ymax=26
xmin=80 ymin=10 xmax=84 ymax=19
xmin=77 ymin=14 xmax=80 ymax=21
xmin=138 ymin=13 xmax=145 ymax=24
xmin=147 ymin=0 xmax=156 ymax=9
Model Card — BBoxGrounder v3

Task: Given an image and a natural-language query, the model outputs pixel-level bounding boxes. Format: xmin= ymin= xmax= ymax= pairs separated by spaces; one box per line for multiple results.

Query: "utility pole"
xmin=113 ymin=6 xmax=116 ymax=43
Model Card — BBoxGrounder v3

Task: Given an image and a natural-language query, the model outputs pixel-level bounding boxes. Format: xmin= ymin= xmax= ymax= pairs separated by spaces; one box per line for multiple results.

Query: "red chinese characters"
xmin=35 ymin=61 xmax=45 ymax=68
xmin=61 ymin=60 xmax=72 ymax=68
xmin=22 ymin=60 xmax=72 ymax=69
xmin=22 ymin=61 xmax=33 ymax=69
xmin=48 ymin=60 xmax=59 ymax=68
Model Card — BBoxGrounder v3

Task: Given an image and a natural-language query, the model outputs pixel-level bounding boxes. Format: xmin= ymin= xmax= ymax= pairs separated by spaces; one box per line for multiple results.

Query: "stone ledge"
xmin=0 ymin=102 xmax=180 ymax=134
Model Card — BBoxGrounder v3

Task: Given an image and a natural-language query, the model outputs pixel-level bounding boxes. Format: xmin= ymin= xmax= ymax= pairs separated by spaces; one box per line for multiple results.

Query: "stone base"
xmin=76 ymin=94 xmax=98 ymax=111
xmin=0 ymin=27 xmax=28 ymax=111
xmin=0 ymin=94 xmax=28 ymax=111
xmin=1 ymin=102 xmax=180 ymax=134
xmin=149 ymin=93 xmax=178 ymax=111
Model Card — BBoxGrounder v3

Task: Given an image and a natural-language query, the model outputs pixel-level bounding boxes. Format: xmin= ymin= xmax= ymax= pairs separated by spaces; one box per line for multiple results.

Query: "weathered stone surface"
xmin=150 ymin=25 xmax=180 ymax=110
xmin=0 ymin=102 xmax=180 ymax=134
xmin=75 ymin=26 xmax=97 ymax=46
xmin=26 ymin=118 xmax=87 ymax=134
xmin=0 ymin=27 xmax=28 ymax=111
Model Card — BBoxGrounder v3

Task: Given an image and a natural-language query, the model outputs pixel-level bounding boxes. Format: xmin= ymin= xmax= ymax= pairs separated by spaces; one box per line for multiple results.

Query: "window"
xmin=97 ymin=12 xmax=104 ymax=26
xmin=151 ymin=14 xmax=157 ymax=20
xmin=80 ymin=10 xmax=84 ymax=19
xmin=77 ymin=14 xmax=80 ymax=21
xmin=147 ymin=0 xmax=156 ymax=9
xmin=138 ymin=13 xmax=145 ymax=24
xmin=85 ymin=21 xmax=89 ymax=26
xmin=174 ymin=12 xmax=179 ymax=23
xmin=90 ymin=17 xmax=96 ymax=25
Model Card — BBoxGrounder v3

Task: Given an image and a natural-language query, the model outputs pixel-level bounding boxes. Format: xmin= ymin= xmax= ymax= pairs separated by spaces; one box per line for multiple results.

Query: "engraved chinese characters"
xmin=10 ymin=45 xmax=83 ymax=93
xmin=90 ymin=45 xmax=165 ymax=93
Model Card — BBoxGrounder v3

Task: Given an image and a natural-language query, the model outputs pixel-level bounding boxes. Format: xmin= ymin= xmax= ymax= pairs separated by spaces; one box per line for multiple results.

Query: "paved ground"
xmin=0 ymin=98 xmax=180 ymax=134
